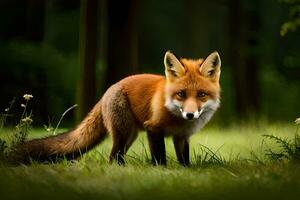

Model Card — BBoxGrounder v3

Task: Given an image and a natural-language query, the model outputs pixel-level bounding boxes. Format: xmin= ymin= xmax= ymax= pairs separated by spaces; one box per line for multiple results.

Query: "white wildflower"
xmin=295 ymin=117 xmax=300 ymax=125
xmin=4 ymin=108 xmax=9 ymax=112
xmin=21 ymin=117 xmax=33 ymax=123
xmin=21 ymin=104 xmax=26 ymax=108
xmin=23 ymin=94 xmax=33 ymax=101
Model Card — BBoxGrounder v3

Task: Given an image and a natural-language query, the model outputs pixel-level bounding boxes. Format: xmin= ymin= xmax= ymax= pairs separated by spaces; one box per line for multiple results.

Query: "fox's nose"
xmin=186 ymin=112 xmax=194 ymax=120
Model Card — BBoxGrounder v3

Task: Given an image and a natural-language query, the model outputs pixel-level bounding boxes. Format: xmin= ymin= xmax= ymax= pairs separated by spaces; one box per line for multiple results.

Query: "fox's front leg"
xmin=173 ymin=136 xmax=190 ymax=166
xmin=147 ymin=131 xmax=166 ymax=165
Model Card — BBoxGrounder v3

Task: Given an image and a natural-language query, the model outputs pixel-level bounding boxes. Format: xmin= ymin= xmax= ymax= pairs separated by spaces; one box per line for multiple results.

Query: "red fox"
xmin=12 ymin=51 xmax=221 ymax=166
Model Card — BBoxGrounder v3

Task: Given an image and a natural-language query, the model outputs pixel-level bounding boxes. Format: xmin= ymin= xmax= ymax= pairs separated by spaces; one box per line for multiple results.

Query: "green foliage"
xmin=281 ymin=18 xmax=300 ymax=36
xmin=0 ymin=99 xmax=14 ymax=160
xmin=263 ymin=130 xmax=300 ymax=162
xmin=263 ymin=134 xmax=293 ymax=160
xmin=193 ymin=144 xmax=227 ymax=167
xmin=0 ymin=139 xmax=7 ymax=161
xmin=280 ymin=0 xmax=300 ymax=36
xmin=262 ymin=119 xmax=300 ymax=161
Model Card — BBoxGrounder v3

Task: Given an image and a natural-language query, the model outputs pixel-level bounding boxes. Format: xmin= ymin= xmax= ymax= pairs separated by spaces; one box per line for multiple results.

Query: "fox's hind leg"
xmin=101 ymin=85 xmax=138 ymax=165
xmin=109 ymin=128 xmax=138 ymax=165
xmin=124 ymin=129 xmax=138 ymax=154
xmin=109 ymin=133 xmax=127 ymax=165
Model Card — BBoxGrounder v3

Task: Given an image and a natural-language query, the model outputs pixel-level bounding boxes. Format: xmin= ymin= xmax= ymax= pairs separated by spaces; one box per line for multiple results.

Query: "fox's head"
xmin=164 ymin=51 xmax=221 ymax=120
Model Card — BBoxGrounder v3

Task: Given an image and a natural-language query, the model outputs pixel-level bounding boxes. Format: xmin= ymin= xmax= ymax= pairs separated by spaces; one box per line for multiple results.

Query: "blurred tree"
xmin=229 ymin=0 xmax=261 ymax=118
xmin=183 ymin=0 xmax=211 ymax=57
xmin=76 ymin=0 xmax=98 ymax=121
xmin=26 ymin=0 xmax=46 ymax=41
xmin=0 ymin=0 xmax=45 ymax=41
xmin=105 ymin=0 xmax=139 ymax=89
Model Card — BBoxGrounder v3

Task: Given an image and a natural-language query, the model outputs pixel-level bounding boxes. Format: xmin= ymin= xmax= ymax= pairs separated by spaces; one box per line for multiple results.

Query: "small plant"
xmin=262 ymin=117 xmax=300 ymax=162
xmin=0 ymin=99 xmax=16 ymax=160
xmin=0 ymin=139 xmax=8 ymax=161
xmin=193 ymin=144 xmax=227 ymax=167
xmin=0 ymin=94 xmax=34 ymax=161
xmin=10 ymin=94 xmax=34 ymax=148
xmin=0 ymin=98 xmax=15 ymax=130
xmin=0 ymin=94 xmax=78 ymax=164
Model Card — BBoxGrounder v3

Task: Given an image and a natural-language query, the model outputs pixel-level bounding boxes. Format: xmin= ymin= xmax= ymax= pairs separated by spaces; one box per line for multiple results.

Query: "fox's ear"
xmin=199 ymin=51 xmax=221 ymax=82
xmin=164 ymin=51 xmax=185 ymax=80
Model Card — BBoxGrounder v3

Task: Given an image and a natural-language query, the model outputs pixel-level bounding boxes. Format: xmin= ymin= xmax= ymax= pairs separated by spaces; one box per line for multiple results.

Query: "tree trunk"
xmin=76 ymin=0 xmax=98 ymax=121
xmin=26 ymin=0 xmax=46 ymax=41
xmin=229 ymin=0 xmax=260 ymax=118
xmin=105 ymin=0 xmax=139 ymax=89
xmin=183 ymin=0 xmax=212 ymax=58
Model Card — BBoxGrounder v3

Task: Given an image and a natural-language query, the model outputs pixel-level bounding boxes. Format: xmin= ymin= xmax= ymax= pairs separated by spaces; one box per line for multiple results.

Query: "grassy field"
xmin=0 ymin=122 xmax=300 ymax=200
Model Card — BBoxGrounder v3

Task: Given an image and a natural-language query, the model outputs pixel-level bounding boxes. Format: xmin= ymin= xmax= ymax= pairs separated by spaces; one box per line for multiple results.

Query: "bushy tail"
xmin=10 ymin=101 xmax=107 ymax=164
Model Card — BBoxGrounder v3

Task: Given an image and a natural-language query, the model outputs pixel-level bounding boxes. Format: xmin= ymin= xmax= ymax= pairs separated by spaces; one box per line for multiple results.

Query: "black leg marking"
xmin=147 ymin=132 xmax=166 ymax=166
xmin=173 ymin=136 xmax=190 ymax=166
xmin=109 ymin=137 xmax=126 ymax=165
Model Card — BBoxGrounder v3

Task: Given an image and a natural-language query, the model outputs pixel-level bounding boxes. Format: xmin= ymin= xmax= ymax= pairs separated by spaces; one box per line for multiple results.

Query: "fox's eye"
xmin=198 ymin=91 xmax=207 ymax=98
xmin=176 ymin=90 xmax=186 ymax=98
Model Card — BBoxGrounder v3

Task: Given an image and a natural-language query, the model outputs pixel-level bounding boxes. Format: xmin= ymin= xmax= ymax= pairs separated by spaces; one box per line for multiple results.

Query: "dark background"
xmin=0 ymin=0 xmax=299 ymax=127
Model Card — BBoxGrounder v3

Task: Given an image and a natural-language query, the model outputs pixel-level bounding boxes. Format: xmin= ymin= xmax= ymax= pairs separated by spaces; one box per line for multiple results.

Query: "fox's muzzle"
xmin=181 ymin=98 xmax=200 ymax=120
xmin=182 ymin=110 xmax=201 ymax=120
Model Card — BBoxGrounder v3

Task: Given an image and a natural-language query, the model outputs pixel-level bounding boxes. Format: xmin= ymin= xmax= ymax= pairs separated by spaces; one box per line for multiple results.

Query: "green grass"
xmin=0 ymin=122 xmax=300 ymax=200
